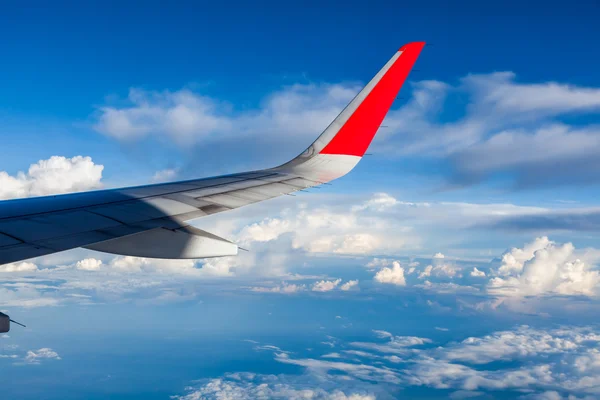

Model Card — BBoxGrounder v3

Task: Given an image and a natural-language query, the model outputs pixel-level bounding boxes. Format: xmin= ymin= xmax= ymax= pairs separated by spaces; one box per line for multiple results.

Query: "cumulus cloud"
xmin=0 ymin=262 xmax=38 ymax=273
xmin=251 ymin=282 xmax=306 ymax=294
xmin=470 ymin=267 xmax=486 ymax=277
xmin=418 ymin=263 xmax=461 ymax=280
xmin=418 ymin=265 xmax=433 ymax=279
xmin=87 ymin=256 xmax=197 ymax=275
xmin=365 ymin=258 xmax=392 ymax=270
xmin=75 ymin=258 xmax=103 ymax=271
xmin=24 ymin=348 xmax=61 ymax=364
xmin=488 ymin=238 xmax=600 ymax=297
xmin=496 ymin=236 xmax=552 ymax=277
xmin=312 ymin=279 xmax=342 ymax=292
xmin=310 ymin=279 xmax=360 ymax=292
xmin=234 ymin=195 xmax=419 ymax=256
xmin=340 ymin=280 xmax=359 ymax=291
xmin=374 ymin=261 xmax=406 ymax=286
xmin=0 ymin=156 xmax=103 ymax=200
xmin=361 ymin=237 xmax=600 ymax=300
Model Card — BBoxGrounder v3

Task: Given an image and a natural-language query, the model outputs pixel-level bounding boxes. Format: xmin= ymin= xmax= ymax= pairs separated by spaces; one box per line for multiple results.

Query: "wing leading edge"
xmin=0 ymin=42 xmax=425 ymax=265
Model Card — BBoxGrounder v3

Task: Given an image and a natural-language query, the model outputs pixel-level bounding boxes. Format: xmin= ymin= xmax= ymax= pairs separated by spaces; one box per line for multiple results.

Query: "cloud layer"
xmin=174 ymin=325 xmax=600 ymax=399
xmin=92 ymin=72 xmax=600 ymax=188
xmin=94 ymin=83 xmax=359 ymax=149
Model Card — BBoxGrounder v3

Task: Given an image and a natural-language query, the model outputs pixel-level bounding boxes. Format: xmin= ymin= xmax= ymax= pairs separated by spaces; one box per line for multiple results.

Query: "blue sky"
xmin=2 ymin=1 xmax=600 ymax=399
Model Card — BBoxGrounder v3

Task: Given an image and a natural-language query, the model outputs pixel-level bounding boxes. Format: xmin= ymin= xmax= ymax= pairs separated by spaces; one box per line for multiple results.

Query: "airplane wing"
xmin=0 ymin=42 xmax=425 ymax=266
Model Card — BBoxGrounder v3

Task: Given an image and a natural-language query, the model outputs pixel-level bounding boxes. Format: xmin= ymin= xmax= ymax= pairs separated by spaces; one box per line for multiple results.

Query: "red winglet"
xmin=319 ymin=42 xmax=425 ymax=157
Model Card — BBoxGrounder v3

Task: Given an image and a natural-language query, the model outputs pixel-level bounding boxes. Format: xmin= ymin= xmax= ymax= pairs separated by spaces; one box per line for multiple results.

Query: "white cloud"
xmin=233 ymin=195 xmax=419 ymax=257
xmin=440 ymin=325 xmax=589 ymax=365
xmin=365 ymin=258 xmax=392 ymax=270
xmin=172 ymin=372 xmax=376 ymax=400
xmin=451 ymin=124 xmax=600 ymax=182
xmin=94 ymin=88 xmax=232 ymax=144
xmin=307 ymin=279 xmax=359 ymax=293
xmin=151 ymin=168 xmax=178 ymax=183
xmin=312 ymin=279 xmax=342 ymax=292
xmin=351 ymin=192 xmax=398 ymax=212
xmin=238 ymin=217 xmax=292 ymax=244
xmin=418 ymin=265 xmax=433 ymax=279
xmin=387 ymin=73 xmax=600 ymax=155
xmin=372 ymin=330 xmax=393 ymax=339
xmin=0 ymin=262 xmax=38 ymax=273
xmin=94 ymin=83 xmax=360 ymax=147
xmin=107 ymin=256 xmax=197 ymax=275
xmin=0 ymin=285 xmax=61 ymax=308
xmin=374 ymin=261 xmax=406 ymax=286
xmin=470 ymin=267 xmax=486 ymax=277
xmin=173 ymin=324 xmax=600 ymax=399
xmin=275 ymin=352 xmax=401 ymax=384
xmin=496 ymin=236 xmax=552 ymax=277
xmin=351 ymin=332 xmax=431 ymax=355
xmin=75 ymin=258 xmax=103 ymax=271
xmin=340 ymin=280 xmax=359 ymax=291
xmin=24 ymin=348 xmax=61 ymax=364
xmin=378 ymin=72 xmax=600 ymax=186
xmin=0 ymin=156 xmax=103 ymax=200
xmin=433 ymin=253 xmax=445 ymax=259
xmin=488 ymin=238 xmax=600 ymax=297
xmin=418 ymin=263 xmax=461 ymax=280
xmin=463 ymin=72 xmax=600 ymax=115
xmin=251 ymin=282 xmax=306 ymax=294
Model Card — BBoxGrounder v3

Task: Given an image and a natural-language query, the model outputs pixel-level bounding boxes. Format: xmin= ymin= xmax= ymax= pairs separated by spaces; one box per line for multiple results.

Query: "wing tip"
xmin=399 ymin=42 xmax=426 ymax=52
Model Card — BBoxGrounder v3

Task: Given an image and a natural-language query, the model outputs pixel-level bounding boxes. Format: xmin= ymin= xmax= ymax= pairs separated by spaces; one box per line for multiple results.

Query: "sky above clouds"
xmin=1 ymin=1 xmax=600 ymax=399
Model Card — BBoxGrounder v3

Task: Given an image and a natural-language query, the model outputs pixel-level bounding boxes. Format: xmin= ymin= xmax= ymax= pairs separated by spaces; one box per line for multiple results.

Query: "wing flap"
xmin=85 ymin=226 xmax=238 ymax=259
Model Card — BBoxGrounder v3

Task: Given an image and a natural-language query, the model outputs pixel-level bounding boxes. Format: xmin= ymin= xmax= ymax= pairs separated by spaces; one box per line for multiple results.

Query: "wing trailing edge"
xmin=85 ymin=225 xmax=237 ymax=259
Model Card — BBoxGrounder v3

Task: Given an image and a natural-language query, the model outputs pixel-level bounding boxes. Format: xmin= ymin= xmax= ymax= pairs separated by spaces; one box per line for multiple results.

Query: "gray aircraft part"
xmin=0 ymin=312 xmax=25 ymax=333
xmin=0 ymin=312 xmax=10 ymax=333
